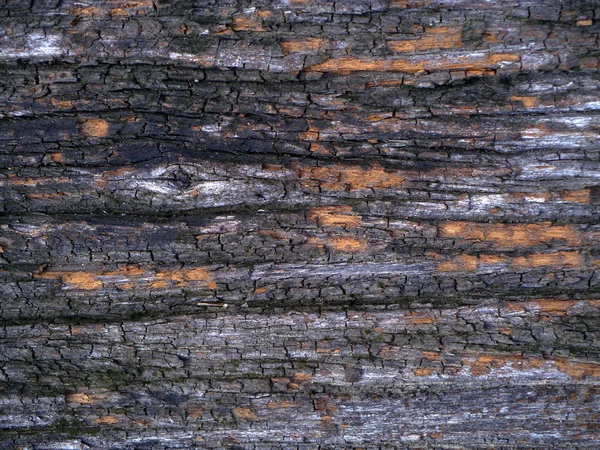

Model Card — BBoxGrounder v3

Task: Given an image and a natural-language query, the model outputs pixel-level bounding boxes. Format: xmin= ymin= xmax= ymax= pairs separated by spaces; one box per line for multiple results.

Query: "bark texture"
xmin=1 ymin=0 xmax=600 ymax=448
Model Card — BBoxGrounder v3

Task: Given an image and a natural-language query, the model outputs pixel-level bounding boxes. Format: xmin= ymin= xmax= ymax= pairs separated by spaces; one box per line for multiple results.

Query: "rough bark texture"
xmin=1 ymin=0 xmax=600 ymax=448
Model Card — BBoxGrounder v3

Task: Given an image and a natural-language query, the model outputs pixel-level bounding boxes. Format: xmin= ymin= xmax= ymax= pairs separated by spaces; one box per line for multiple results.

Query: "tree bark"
xmin=1 ymin=0 xmax=600 ymax=448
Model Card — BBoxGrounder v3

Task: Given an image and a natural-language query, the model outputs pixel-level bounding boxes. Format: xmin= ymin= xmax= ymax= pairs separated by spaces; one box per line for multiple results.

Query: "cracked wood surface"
xmin=1 ymin=0 xmax=600 ymax=448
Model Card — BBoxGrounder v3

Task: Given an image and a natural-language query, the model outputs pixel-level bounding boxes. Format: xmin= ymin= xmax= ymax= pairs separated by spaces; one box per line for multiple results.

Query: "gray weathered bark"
xmin=1 ymin=0 xmax=600 ymax=448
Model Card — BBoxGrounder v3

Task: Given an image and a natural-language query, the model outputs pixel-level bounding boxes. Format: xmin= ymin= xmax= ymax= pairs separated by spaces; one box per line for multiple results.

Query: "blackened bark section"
xmin=1 ymin=0 xmax=600 ymax=448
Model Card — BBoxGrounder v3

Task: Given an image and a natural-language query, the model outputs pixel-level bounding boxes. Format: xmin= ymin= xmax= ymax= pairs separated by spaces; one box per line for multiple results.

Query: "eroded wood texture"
xmin=1 ymin=0 xmax=600 ymax=448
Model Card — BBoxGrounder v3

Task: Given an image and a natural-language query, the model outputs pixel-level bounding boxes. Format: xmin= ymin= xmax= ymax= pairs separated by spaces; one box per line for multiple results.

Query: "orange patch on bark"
xmin=309 ymin=143 xmax=333 ymax=155
xmin=233 ymin=407 xmax=257 ymax=421
xmin=324 ymin=237 xmax=367 ymax=252
xmin=66 ymin=393 xmax=109 ymax=404
xmin=37 ymin=266 xmax=217 ymax=291
xmin=155 ymin=267 xmax=217 ymax=290
xmin=535 ymin=300 xmax=577 ymax=315
xmin=388 ymin=26 xmax=462 ymax=52
xmin=511 ymin=95 xmax=539 ymax=108
xmin=94 ymin=416 xmax=118 ymax=425
xmin=110 ymin=0 xmax=153 ymax=16
xmin=258 ymin=229 xmax=289 ymax=240
xmin=502 ymin=299 xmax=593 ymax=316
xmin=406 ymin=312 xmax=437 ymax=325
xmin=467 ymin=354 xmax=544 ymax=376
xmin=253 ymin=285 xmax=270 ymax=294
xmin=26 ymin=193 xmax=67 ymax=199
xmin=413 ymin=367 xmax=435 ymax=376
xmin=296 ymin=164 xmax=405 ymax=191
xmin=439 ymin=221 xmax=582 ymax=247
xmin=315 ymin=397 xmax=338 ymax=413
xmin=512 ymin=251 xmax=583 ymax=269
xmin=80 ymin=119 xmax=109 ymax=137
xmin=306 ymin=206 xmax=361 ymax=228
xmin=232 ymin=16 xmax=265 ymax=32
xmin=50 ymin=99 xmax=74 ymax=109
xmin=8 ymin=175 xmax=53 ymax=186
xmin=561 ymin=189 xmax=590 ymax=204
xmin=437 ymin=254 xmax=478 ymax=272
xmin=307 ymin=57 xmax=388 ymax=74
xmin=38 ymin=271 xmax=102 ymax=290
xmin=554 ymin=359 xmax=600 ymax=379
xmin=51 ymin=153 xmax=65 ymax=163
xmin=291 ymin=373 xmax=312 ymax=383
xmin=70 ymin=6 xmax=103 ymax=16
xmin=281 ymin=38 xmax=326 ymax=55
xmin=478 ymin=254 xmax=506 ymax=265
xmin=307 ymin=53 xmax=520 ymax=74
xmin=298 ymin=131 xmax=319 ymax=141
xmin=422 ymin=351 xmax=442 ymax=361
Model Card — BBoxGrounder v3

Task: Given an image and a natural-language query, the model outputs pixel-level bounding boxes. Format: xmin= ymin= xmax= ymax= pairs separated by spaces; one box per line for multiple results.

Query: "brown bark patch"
xmin=511 ymin=96 xmax=539 ymax=108
xmin=439 ymin=222 xmax=583 ymax=247
xmin=296 ymin=164 xmax=405 ymax=191
xmin=110 ymin=0 xmax=153 ymax=16
xmin=306 ymin=206 xmax=361 ymax=228
xmin=413 ymin=367 xmax=436 ymax=376
xmin=437 ymin=254 xmax=479 ymax=272
xmin=324 ymin=236 xmax=367 ymax=252
xmin=291 ymin=373 xmax=313 ymax=383
xmin=37 ymin=271 xmax=102 ymax=290
xmin=406 ymin=315 xmax=437 ymax=325
xmin=307 ymin=53 xmax=520 ymax=74
xmin=503 ymin=299 xmax=577 ymax=316
xmin=80 ymin=119 xmax=109 ymax=138
xmin=66 ymin=392 xmax=109 ymax=404
xmin=70 ymin=6 xmax=103 ymax=16
xmin=467 ymin=354 xmax=544 ymax=377
xmin=50 ymin=99 xmax=74 ymax=109
xmin=37 ymin=266 xmax=217 ymax=291
xmin=253 ymin=285 xmax=271 ymax=295
xmin=577 ymin=19 xmax=593 ymax=26
xmin=232 ymin=407 xmax=257 ymax=421
xmin=554 ymin=359 xmax=600 ymax=380
xmin=561 ymin=189 xmax=591 ymax=204
xmin=388 ymin=26 xmax=462 ymax=52
xmin=281 ymin=38 xmax=326 ymax=55
xmin=512 ymin=251 xmax=583 ymax=269
xmin=154 ymin=267 xmax=217 ymax=290
xmin=232 ymin=16 xmax=265 ymax=32
xmin=50 ymin=153 xmax=65 ymax=163
xmin=93 ymin=416 xmax=119 ymax=425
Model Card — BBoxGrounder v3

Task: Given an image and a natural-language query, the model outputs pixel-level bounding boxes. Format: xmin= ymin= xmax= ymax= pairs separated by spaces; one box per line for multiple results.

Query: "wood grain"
xmin=0 ymin=0 xmax=599 ymax=448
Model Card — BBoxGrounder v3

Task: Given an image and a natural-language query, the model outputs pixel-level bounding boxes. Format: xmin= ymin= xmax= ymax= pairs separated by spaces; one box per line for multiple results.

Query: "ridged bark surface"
xmin=1 ymin=0 xmax=600 ymax=448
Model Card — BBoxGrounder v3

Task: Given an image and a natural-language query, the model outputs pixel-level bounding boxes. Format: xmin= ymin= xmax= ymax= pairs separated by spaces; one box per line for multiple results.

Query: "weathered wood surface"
xmin=1 ymin=0 xmax=600 ymax=448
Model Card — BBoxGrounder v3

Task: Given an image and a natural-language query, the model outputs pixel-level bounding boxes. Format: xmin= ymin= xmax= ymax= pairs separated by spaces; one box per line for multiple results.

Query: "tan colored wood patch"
xmin=80 ymin=119 xmax=109 ymax=138
xmin=388 ymin=26 xmax=462 ymax=53
xmin=306 ymin=206 xmax=361 ymax=228
xmin=296 ymin=164 xmax=405 ymax=191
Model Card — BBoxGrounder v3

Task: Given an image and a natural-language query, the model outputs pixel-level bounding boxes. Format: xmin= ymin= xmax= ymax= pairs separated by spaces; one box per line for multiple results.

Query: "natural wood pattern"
xmin=0 ymin=0 xmax=599 ymax=448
